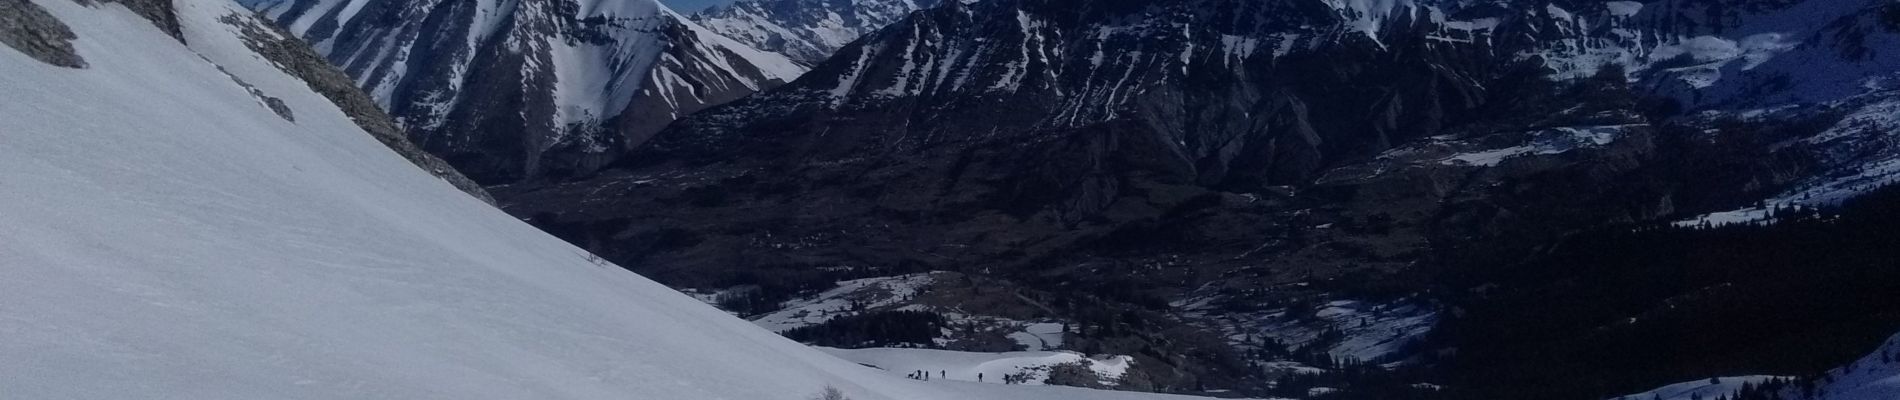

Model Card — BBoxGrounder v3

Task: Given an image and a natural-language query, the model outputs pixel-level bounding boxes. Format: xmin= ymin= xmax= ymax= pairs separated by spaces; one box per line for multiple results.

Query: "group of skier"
xmin=904 ymin=370 xmax=985 ymax=383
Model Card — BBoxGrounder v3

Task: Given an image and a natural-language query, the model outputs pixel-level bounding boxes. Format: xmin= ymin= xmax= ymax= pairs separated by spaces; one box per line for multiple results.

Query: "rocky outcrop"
xmin=97 ymin=0 xmax=184 ymax=40
xmin=1 ymin=0 xmax=85 ymax=68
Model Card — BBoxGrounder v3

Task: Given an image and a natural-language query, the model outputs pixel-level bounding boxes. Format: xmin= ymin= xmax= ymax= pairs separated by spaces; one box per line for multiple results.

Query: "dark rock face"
xmin=98 ymin=0 xmax=183 ymax=40
xmin=243 ymin=0 xmax=806 ymax=184
xmin=693 ymin=0 xmax=942 ymax=65
xmin=1 ymin=0 xmax=86 ymax=68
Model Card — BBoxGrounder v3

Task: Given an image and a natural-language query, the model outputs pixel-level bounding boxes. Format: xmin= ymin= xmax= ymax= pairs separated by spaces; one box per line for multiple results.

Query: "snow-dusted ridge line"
xmin=0 ymin=1 xmax=1208 ymax=399
xmin=729 ymin=0 xmax=1900 ymax=233
xmin=1612 ymin=376 xmax=1790 ymax=400
xmin=1615 ymin=331 xmax=1900 ymax=400
xmin=239 ymin=0 xmax=808 ymax=183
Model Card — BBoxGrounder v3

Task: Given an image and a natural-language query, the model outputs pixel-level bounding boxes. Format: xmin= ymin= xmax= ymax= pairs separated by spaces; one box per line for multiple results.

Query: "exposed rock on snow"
xmin=0 ymin=0 xmax=85 ymax=67
xmin=96 ymin=0 xmax=186 ymax=40
xmin=216 ymin=7 xmax=492 ymax=202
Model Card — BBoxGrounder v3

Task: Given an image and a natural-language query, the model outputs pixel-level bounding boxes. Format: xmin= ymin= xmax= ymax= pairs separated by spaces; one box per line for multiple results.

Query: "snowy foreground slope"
xmin=0 ymin=1 xmax=1208 ymax=399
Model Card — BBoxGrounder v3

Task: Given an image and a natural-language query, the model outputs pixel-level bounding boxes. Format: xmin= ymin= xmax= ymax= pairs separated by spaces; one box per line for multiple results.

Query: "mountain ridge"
xmin=243 ymin=0 xmax=807 ymax=183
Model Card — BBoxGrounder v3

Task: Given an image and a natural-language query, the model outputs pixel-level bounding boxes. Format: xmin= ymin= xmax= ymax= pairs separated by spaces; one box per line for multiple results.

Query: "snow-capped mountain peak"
xmin=242 ymin=0 xmax=808 ymax=183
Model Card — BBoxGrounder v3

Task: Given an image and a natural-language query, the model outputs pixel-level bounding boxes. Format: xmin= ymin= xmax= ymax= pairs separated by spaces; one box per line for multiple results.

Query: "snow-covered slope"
xmin=1616 ymin=331 xmax=1900 ymax=400
xmin=693 ymin=0 xmax=941 ymax=65
xmin=1797 ymin=332 xmax=1900 ymax=400
xmin=241 ymin=0 xmax=807 ymax=183
xmin=1611 ymin=376 xmax=1789 ymax=400
xmin=0 ymin=1 xmax=1212 ymax=399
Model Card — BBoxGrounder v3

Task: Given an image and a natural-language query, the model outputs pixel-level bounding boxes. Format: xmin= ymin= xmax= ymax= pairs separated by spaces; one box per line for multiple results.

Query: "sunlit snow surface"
xmin=0 ymin=2 xmax=1206 ymax=399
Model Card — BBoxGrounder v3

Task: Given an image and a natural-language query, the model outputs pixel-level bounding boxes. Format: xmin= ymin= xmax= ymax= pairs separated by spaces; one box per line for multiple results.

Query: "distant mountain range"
xmin=501 ymin=0 xmax=1900 ymax=396
xmin=215 ymin=0 xmax=1900 ymax=398
xmin=243 ymin=0 xmax=806 ymax=183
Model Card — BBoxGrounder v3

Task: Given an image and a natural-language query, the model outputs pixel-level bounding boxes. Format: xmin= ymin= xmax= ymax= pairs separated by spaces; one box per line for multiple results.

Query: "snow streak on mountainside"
xmin=0 ymin=1 xmax=1222 ymax=399
xmin=726 ymin=272 xmax=1075 ymax=352
xmin=242 ymin=0 xmax=807 ymax=183
xmin=693 ymin=0 xmax=941 ymax=65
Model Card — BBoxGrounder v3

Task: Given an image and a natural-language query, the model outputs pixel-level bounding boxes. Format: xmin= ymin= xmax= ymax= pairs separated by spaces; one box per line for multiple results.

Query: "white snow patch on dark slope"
xmin=823 ymin=347 xmax=1133 ymax=387
xmin=1611 ymin=376 xmax=1789 ymax=400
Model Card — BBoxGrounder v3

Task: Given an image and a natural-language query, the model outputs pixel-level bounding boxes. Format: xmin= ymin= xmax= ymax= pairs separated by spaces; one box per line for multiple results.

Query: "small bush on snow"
xmin=809 ymin=385 xmax=849 ymax=400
